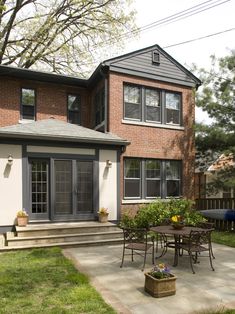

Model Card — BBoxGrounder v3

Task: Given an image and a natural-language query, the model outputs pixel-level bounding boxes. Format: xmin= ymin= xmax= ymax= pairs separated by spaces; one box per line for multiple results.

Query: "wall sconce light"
xmin=7 ymin=155 xmax=13 ymax=166
xmin=106 ymin=160 xmax=112 ymax=168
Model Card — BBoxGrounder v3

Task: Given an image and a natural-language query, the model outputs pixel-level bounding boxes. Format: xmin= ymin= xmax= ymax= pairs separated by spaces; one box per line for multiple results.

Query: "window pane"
xmin=146 ymin=180 xmax=161 ymax=197
xmin=146 ymin=106 xmax=160 ymax=122
xmin=166 ymin=161 xmax=180 ymax=179
xmin=167 ymin=181 xmax=180 ymax=197
xmin=166 ymin=109 xmax=180 ymax=124
xmin=146 ymin=160 xmax=160 ymax=178
xmin=125 ymin=103 xmax=141 ymax=120
xmin=125 ymin=179 xmax=140 ymax=198
xmin=68 ymin=111 xmax=80 ymax=124
xmin=166 ymin=93 xmax=180 ymax=110
xmin=68 ymin=95 xmax=80 ymax=111
xmin=22 ymin=88 xmax=35 ymax=106
xmin=22 ymin=88 xmax=35 ymax=119
xmin=124 ymin=86 xmax=140 ymax=104
xmin=146 ymin=89 xmax=159 ymax=107
xmin=125 ymin=159 xmax=140 ymax=178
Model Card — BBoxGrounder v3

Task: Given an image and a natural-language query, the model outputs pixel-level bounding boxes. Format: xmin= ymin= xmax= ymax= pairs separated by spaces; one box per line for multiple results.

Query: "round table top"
xmin=150 ymin=225 xmax=212 ymax=236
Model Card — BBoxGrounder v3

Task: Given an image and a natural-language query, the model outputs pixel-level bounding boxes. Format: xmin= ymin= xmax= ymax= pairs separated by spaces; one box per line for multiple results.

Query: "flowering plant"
xmin=171 ymin=215 xmax=184 ymax=224
xmin=16 ymin=209 xmax=28 ymax=217
xmin=98 ymin=207 xmax=109 ymax=215
xmin=149 ymin=263 xmax=171 ymax=279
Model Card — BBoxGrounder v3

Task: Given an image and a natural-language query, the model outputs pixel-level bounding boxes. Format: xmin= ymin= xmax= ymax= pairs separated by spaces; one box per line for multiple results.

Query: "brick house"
xmin=0 ymin=44 xmax=201 ymax=232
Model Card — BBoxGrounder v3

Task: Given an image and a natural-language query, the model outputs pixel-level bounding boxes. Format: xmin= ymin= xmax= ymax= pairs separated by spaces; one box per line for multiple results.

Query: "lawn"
xmin=211 ymin=231 xmax=235 ymax=248
xmin=0 ymin=247 xmax=115 ymax=314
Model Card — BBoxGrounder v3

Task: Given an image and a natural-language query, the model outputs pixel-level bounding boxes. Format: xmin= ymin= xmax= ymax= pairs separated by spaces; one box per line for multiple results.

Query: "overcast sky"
xmin=123 ymin=0 xmax=235 ymax=123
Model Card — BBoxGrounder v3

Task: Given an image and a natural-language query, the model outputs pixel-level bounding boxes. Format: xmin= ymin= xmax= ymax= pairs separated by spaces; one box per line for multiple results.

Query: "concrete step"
xmin=15 ymin=222 xmax=120 ymax=237
xmin=0 ymin=238 xmax=123 ymax=252
xmin=7 ymin=230 xmax=123 ymax=247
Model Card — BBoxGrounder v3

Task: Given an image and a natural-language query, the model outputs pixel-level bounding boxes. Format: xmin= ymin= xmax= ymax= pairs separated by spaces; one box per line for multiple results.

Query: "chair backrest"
xmin=189 ymin=230 xmax=212 ymax=247
xmin=121 ymin=227 xmax=148 ymax=244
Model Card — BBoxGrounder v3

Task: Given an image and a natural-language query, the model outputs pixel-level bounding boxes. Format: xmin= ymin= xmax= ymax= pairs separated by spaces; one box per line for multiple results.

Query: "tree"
xmin=195 ymin=50 xmax=235 ymax=194
xmin=0 ymin=0 xmax=136 ymax=76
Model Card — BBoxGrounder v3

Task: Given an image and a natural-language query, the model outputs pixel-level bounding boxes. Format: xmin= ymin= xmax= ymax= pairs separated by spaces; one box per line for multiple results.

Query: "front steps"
xmin=1 ymin=222 xmax=123 ymax=251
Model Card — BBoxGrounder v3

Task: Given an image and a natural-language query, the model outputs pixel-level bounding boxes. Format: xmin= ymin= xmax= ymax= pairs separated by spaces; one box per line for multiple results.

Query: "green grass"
xmin=0 ymin=247 xmax=116 ymax=314
xmin=195 ymin=308 xmax=235 ymax=314
xmin=211 ymin=231 xmax=235 ymax=248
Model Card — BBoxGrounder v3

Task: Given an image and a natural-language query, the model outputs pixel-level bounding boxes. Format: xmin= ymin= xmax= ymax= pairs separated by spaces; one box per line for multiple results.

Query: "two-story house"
xmin=0 ymin=44 xmax=201 ymax=233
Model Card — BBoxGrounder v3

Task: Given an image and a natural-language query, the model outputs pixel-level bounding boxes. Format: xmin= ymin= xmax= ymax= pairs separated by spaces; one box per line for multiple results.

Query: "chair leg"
xmin=209 ymin=250 xmax=215 ymax=271
xmin=131 ymin=249 xmax=134 ymax=262
xmin=189 ymin=251 xmax=195 ymax=274
xmin=120 ymin=246 xmax=125 ymax=268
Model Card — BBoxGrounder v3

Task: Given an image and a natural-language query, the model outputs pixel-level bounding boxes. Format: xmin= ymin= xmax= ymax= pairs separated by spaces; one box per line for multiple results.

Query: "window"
xmin=124 ymin=159 xmax=141 ymax=198
xmin=124 ymin=85 xmax=141 ymax=120
xmin=145 ymin=89 xmax=160 ymax=122
xmin=166 ymin=92 xmax=180 ymax=124
xmin=166 ymin=161 xmax=181 ymax=197
xmin=94 ymin=88 xmax=105 ymax=126
xmin=68 ymin=94 xmax=81 ymax=125
xmin=124 ymin=84 xmax=181 ymax=126
xmin=124 ymin=158 xmax=181 ymax=199
xmin=21 ymin=88 xmax=35 ymax=120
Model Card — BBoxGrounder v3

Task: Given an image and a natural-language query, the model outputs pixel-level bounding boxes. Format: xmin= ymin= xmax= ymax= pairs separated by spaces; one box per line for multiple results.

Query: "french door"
xmin=29 ymin=159 xmax=94 ymax=221
xmin=53 ymin=160 xmax=94 ymax=220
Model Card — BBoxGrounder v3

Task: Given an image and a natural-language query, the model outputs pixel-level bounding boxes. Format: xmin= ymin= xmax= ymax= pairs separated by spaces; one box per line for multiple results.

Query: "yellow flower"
xmin=171 ymin=215 xmax=178 ymax=223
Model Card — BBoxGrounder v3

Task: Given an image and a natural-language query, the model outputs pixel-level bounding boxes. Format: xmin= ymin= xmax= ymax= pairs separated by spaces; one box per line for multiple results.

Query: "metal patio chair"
xmin=120 ymin=227 xmax=154 ymax=271
xmin=177 ymin=229 xmax=215 ymax=274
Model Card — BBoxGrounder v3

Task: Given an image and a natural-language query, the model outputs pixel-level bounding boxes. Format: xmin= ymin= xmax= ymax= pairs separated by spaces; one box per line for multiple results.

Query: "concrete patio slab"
xmin=64 ymin=243 xmax=235 ymax=314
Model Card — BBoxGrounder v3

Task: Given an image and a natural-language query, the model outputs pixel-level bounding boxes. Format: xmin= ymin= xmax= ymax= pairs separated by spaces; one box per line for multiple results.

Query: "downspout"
xmin=99 ymin=65 xmax=109 ymax=133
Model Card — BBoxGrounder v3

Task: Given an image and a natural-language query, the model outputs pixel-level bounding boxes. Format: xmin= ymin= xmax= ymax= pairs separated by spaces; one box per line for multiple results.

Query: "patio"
xmin=64 ymin=242 xmax=235 ymax=314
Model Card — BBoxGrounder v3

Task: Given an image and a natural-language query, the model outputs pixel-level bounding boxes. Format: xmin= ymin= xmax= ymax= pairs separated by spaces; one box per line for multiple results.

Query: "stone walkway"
xmin=64 ymin=243 xmax=235 ymax=314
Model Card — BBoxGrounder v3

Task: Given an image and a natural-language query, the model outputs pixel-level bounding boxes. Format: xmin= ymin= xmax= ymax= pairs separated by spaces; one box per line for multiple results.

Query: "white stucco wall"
xmin=0 ymin=145 xmax=22 ymax=226
xmin=99 ymin=150 xmax=118 ymax=220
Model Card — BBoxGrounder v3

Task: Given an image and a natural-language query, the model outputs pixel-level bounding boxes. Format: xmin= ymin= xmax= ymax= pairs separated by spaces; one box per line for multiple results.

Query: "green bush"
xmin=120 ymin=198 xmax=205 ymax=229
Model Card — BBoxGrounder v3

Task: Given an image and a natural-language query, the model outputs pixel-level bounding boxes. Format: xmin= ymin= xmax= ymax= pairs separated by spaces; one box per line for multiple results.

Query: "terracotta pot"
xmin=17 ymin=216 xmax=28 ymax=227
xmin=144 ymin=273 xmax=177 ymax=298
xmin=98 ymin=213 xmax=109 ymax=223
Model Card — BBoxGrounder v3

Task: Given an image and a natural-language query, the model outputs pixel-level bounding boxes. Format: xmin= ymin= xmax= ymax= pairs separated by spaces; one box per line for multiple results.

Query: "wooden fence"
xmin=195 ymin=198 xmax=235 ymax=232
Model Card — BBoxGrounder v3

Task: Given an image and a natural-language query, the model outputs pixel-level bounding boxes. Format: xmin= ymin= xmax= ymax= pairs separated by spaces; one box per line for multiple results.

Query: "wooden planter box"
xmin=98 ymin=213 xmax=109 ymax=223
xmin=17 ymin=216 xmax=28 ymax=227
xmin=144 ymin=273 xmax=177 ymax=298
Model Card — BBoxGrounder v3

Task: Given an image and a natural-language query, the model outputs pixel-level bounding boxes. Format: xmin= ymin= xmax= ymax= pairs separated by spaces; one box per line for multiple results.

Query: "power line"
xmin=163 ymin=27 xmax=235 ymax=49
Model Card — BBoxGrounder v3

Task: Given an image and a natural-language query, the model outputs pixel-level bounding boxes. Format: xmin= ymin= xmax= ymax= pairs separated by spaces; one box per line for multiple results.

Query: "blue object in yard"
xmin=200 ymin=209 xmax=235 ymax=221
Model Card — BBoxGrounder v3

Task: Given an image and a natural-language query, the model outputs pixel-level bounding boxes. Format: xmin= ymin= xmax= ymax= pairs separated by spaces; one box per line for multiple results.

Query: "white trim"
xmin=27 ymin=146 xmax=95 ymax=155
xmin=122 ymin=199 xmax=158 ymax=204
xmin=121 ymin=119 xmax=184 ymax=130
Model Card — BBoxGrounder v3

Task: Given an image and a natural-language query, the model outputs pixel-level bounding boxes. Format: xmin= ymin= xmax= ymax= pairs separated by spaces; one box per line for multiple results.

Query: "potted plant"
xmin=16 ymin=209 xmax=28 ymax=227
xmin=171 ymin=215 xmax=185 ymax=229
xmin=98 ymin=207 xmax=109 ymax=223
xmin=144 ymin=263 xmax=177 ymax=298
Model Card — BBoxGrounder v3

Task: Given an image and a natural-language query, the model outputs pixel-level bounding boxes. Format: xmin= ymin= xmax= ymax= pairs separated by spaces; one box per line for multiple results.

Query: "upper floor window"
xmin=124 ymin=158 xmax=181 ymax=199
xmin=94 ymin=88 xmax=105 ymax=126
xmin=21 ymin=88 xmax=36 ymax=120
xmin=124 ymin=84 xmax=181 ymax=126
xmin=124 ymin=85 xmax=141 ymax=120
xmin=68 ymin=94 xmax=80 ymax=125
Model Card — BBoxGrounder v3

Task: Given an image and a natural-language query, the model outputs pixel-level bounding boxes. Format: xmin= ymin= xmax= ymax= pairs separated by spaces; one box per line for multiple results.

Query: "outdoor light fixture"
xmin=106 ymin=160 xmax=112 ymax=168
xmin=7 ymin=155 xmax=13 ymax=166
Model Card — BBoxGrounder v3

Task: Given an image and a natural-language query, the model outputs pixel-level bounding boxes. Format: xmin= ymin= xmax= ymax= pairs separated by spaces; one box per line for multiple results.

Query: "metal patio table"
xmin=150 ymin=225 xmax=214 ymax=267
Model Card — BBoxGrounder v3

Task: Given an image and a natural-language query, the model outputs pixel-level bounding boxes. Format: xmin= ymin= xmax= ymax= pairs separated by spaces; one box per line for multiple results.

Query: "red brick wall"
xmin=108 ymin=72 xmax=195 ymax=213
xmin=0 ymin=76 xmax=92 ymax=128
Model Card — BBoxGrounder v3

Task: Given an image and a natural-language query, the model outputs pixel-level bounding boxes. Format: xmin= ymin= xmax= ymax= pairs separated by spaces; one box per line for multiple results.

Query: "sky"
xmin=122 ymin=0 xmax=235 ymax=123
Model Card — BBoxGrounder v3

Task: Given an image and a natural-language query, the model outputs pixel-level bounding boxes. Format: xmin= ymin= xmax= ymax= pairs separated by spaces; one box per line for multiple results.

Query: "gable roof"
xmin=0 ymin=44 xmax=201 ymax=89
xmin=0 ymin=119 xmax=130 ymax=146
xmin=101 ymin=44 xmax=201 ymax=88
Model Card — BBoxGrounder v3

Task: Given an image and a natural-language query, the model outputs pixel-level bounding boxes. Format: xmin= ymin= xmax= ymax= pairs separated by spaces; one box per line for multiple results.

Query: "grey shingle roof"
xmin=0 ymin=119 xmax=130 ymax=146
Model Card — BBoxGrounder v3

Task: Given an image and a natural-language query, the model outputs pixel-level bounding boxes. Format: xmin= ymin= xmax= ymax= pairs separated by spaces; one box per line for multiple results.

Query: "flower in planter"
xmin=171 ymin=215 xmax=185 ymax=229
xmin=98 ymin=207 xmax=109 ymax=215
xmin=16 ymin=209 xmax=28 ymax=217
xmin=149 ymin=263 xmax=171 ymax=279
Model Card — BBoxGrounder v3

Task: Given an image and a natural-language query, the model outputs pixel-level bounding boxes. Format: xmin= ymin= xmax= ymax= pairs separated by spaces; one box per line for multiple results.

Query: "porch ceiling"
xmin=0 ymin=119 xmax=130 ymax=146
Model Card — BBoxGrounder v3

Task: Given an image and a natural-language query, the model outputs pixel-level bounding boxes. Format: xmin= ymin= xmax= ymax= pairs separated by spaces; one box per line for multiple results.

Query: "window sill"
xmin=122 ymin=119 xmax=184 ymax=130
xmin=18 ymin=119 xmax=35 ymax=124
xmin=122 ymin=199 xmax=158 ymax=204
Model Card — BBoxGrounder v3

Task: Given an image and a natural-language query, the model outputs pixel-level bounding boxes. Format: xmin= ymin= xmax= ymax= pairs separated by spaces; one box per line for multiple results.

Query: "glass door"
xmin=29 ymin=160 xmax=49 ymax=220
